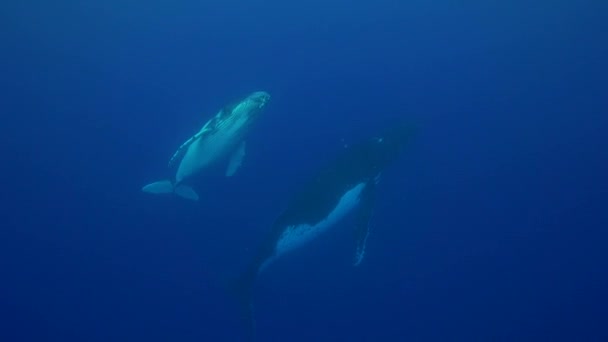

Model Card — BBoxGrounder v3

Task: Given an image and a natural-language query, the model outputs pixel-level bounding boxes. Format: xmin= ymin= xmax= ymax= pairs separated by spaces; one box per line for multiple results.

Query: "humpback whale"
xmin=232 ymin=122 xmax=415 ymax=340
xmin=142 ymin=91 xmax=270 ymax=200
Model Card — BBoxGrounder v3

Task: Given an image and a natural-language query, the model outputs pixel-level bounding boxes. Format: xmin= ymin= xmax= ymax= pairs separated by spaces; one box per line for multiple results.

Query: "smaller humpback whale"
xmin=232 ymin=122 xmax=415 ymax=340
xmin=142 ymin=91 xmax=270 ymax=200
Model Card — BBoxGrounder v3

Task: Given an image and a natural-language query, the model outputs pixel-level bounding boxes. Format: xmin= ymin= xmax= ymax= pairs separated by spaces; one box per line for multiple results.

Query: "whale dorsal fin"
xmin=168 ymin=121 xmax=213 ymax=168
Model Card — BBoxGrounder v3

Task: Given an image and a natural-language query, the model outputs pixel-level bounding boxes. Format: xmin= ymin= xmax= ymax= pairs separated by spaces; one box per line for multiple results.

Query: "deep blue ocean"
xmin=2 ymin=1 xmax=607 ymax=341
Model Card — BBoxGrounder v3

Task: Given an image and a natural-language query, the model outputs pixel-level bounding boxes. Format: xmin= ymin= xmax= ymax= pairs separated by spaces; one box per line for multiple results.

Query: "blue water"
xmin=2 ymin=1 xmax=607 ymax=341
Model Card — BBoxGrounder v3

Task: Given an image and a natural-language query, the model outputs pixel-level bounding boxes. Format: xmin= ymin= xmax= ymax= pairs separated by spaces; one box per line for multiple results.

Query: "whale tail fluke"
xmin=142 ymin=180 xmax=199 ymax=201
xmin=174 ymin=184 xmax=199 ymax=201
xmin=227 ymin=271 xmax=257 ymax=342
xmin=142 ymin=180 xmax=173 ymax=194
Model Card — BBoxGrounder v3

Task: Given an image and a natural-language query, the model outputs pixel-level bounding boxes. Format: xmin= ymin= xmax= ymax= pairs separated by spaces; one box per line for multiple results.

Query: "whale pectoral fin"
xmin=168 ymin=127 xmax=211 ymax=168
xmin=226 ymin=141 xmax=247 ymax=177
xmin=353 ymin=182 xmax=375 ymax=266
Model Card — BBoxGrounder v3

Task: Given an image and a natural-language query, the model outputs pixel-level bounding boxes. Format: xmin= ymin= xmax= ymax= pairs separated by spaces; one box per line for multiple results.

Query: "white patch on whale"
xmin=275 ymin=182 xmax=367 ymax=257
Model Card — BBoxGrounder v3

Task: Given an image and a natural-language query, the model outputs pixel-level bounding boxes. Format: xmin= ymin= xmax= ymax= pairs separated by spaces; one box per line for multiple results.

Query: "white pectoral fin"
xmin=225 ymin=141 xmax=246 ymax=177
xmin=353 ymin=183 xmax=375 ymax=266
xmin=174 ymin=184 xmax=199 ymax=201
xmin=142 ymin=180 xmax=174 ymax=194
xmin=354 ymin=218 xmax=372 ymax=266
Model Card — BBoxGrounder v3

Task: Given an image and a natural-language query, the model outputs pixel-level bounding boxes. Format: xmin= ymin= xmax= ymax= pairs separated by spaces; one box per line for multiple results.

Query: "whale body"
xmin=142 ymin=91 xmax=270 ymax=200
xmin=232 ymin=122 xmax=415 ymax=339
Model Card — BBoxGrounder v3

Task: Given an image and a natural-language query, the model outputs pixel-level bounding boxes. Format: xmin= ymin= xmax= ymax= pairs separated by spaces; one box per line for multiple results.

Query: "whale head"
xmin=231 ymin=91 xmax=271 ymax=119
xmin=366 ymin=120 xmax=416 ymax=170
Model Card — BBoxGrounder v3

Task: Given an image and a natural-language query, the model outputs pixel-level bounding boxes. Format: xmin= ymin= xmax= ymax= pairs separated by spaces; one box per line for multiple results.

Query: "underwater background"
xmin=1 ymin=0 xmax=607 ymax=341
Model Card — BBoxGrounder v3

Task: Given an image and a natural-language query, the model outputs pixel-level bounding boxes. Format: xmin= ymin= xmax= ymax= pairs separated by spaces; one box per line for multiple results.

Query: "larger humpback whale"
xmin=142 ymin=91 xmax=270 ymax=200
xmin=232 ymin=122 xmax=415 ymax=340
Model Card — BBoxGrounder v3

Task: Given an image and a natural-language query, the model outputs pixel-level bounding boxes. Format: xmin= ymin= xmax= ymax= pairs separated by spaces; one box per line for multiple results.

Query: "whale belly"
xmin=175 ymin=115 xmax=250 ymax=183
xmin=275 ymin=182 xmax=367 ymax=257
